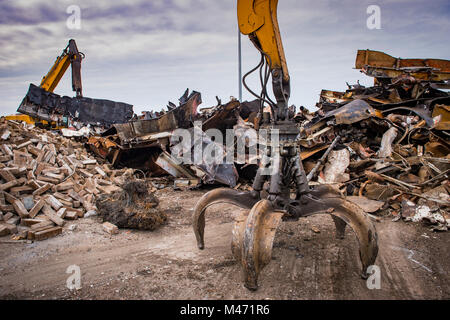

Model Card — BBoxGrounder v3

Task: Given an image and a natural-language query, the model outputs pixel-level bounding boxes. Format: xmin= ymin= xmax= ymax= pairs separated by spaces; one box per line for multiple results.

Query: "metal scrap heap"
xmin=297 ymin=49 xmax=449 ymax=231
xmin=87 ymin=90 xmax=261 ymax=189
xmin=8 ymin=50 xmax=447 ymax=237
xmin=18 ymin=83 xmax=134 ymax=130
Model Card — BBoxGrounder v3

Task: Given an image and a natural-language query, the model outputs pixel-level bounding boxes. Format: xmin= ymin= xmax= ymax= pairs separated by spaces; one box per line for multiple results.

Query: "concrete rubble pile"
xmin=296 ymin=50 xmax=450 ymax=231
xmin=0 ymin=118 xmax=135 ymax=241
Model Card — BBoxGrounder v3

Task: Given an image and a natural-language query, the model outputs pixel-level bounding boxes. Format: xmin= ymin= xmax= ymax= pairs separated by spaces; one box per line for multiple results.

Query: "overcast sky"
xmin=1 ymin=0 xmax=449 ymax=115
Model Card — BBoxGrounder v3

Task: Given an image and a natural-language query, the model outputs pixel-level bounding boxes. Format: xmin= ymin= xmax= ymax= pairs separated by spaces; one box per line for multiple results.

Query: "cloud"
xmin=0 ymin=0 xmax=449 ymax=116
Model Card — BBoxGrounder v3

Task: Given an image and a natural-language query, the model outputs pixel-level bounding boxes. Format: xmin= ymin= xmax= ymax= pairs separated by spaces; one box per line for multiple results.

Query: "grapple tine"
xmin=299 ymin=185 xmax=378 ymax=278
xmin=331 ymin=215 xmax=347 ymax=239
xmin=232 ymin=200 xmax=284 ymax=291
xmin=192 ymin=188 xmax=259 ymax=250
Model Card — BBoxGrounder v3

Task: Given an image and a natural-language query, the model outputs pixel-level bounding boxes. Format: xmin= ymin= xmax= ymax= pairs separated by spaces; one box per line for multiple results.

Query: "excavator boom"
xmin=238 ymin=0 xmax=289 ymax=81
xmin=238 ymin=0 xmax=290 ymax=120
xmin=7 ymin=39 xmax=85 ymax=129
xmin=40 ymin=39 xmax=83 ymax=97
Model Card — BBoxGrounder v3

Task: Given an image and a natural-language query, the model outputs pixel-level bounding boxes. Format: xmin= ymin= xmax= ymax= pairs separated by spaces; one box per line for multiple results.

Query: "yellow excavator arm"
xmin=5 ymin=39 xmax=84 ymax=129
xmin=40 ymin=39 xmax=84 ymax=97
xmin=238 ymin=0 xmax=290 ymax=121
xmin=192 ymin=1 xmax=379 ymax=292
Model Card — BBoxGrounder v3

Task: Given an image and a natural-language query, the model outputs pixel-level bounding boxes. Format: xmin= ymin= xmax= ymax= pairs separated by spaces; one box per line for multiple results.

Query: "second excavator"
xmin=193 ymin=0 xmax=379 ymax=290
xmin=9 ymin=39 xmax=133 ymax=129
xmin=7 ymin=39 xmax=84 ymax=128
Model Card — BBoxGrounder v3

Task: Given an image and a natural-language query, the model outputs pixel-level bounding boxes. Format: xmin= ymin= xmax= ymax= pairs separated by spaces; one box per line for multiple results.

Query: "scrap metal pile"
xmin=18 ymin=83 xmax=134 ymax=131
xmin=297 ymin=49 xmax=450 ymax=231
xmin=87 ymin=89 xmax=260 ymax=189
xmin=2 ymin=49 xmax=448 ymax=242
xmin=0 ymin=118 xmax=144 ymax=241
xmin=85 ymin=51 xmax=449 ymax=232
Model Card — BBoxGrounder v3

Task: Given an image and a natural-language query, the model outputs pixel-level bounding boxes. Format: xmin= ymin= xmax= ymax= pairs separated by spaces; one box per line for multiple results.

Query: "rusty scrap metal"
xmin=109 ymin=90 xmax=202 ymax=144
xmin=297 ymin=50 xmax=450 ymax=235
xmin=18 ymin=84 xmax=133 ymax=128
xmin=432 ymin=104 xmax=450 ymax=130
xmin=155 ymin=151 xmax=200 ymax=187
xmin=356 ymin=49 xmax=450 ymax=85
xmin=307 ymin=135 xmax=341 ymax=181
xmin=327 ymin=99 xmax=377 ymax=125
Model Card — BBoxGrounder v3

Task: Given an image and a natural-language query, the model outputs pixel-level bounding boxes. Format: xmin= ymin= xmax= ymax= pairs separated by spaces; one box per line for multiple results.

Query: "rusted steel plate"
xmin=18 ymin=83 xmax=133 ymax=127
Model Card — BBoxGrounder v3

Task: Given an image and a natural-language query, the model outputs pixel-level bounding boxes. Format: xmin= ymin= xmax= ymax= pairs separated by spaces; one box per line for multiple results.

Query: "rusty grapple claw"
xmin=192 ymin=188 xmax=260 ymax=250
xmin=192 ymin=185 xmax=378 ymax=290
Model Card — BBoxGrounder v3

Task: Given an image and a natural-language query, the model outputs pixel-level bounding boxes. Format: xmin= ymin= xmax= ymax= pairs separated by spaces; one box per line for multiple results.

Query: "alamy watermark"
xmin=366 ymin=265 xmax=381 ymax=290
xmin=66 ymin=5 xmax=81 ymax=30
xmin=367 ymin=5 xmax=381 ymax=30
xmin=66 ymin=264 xmax=82 ymax=290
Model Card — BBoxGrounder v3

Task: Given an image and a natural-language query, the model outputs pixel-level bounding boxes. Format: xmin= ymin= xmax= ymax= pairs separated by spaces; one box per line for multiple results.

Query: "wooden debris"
xmin=28 ymin=199 xmax=45 ymax=218
xmin=12 ymin=199 xmax=29 ymax=218
xmin=103 ymin=222 xmax=119 ymax=235
xmin=64 ymin=211 xmax=78 ymax=220
xmin=34 ymin=227 xmax=62 ymax=241
xmin=45 ymin=195 xmax=63 ymax=211
xmin=0 ymin=225 xmax=10 ymax=237
xmin=0 ymin=119 xmax=130 ymax=242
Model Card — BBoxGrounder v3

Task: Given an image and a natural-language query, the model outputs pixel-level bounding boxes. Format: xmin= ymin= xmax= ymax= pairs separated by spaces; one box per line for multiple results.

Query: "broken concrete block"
xmin=82 ymin=159 xmax=97 ymax=165
xmin=0 ymin=180 xmax=19 ymax=191
xmin=3 ymin=212 xmax=14 ymax=221
xmin=102 ymin=222 xmax=119 ymax=235
xmin=0 ymin=144 xmax=13 ymax=156
xmin=3 ymin=191 xmax=17 ymax=204
xmin=22 ymin=196 xmax=35 ymax=210
xmin=43 ymin=205 xmax=65 ymax=227
xmin=1 ymin=130 xmax=11 ymax=140
xmin=95 ymin=167 xmax=107 ymax=177
xmin=21 ymin=218 xmax=46 ymax=227
xmin=33 ymin=183 xmax=51 ymax=196
xmin=84 ymin=210 xmax=97 ymax=218
xmin=30 ymin=220 xmax=55 ymax=230
xmin=55 ymin=181 xmax=74 ymax=192
xmin=0 ymin=169 xmax=16 ymax=182
xmin=56 ymin=207 xmax=67 ymax=219
xmin=0 ymin=204 xmax=13 ymax=212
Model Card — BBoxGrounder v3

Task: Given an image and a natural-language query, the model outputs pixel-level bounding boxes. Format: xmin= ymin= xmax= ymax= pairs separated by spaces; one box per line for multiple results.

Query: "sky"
xmin=1 ymin=0 xmax=449 ymax=116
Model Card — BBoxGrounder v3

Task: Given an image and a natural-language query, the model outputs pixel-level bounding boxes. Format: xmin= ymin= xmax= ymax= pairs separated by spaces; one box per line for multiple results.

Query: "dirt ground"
xmin=0 ymin=187 xmax=449 ymax=300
